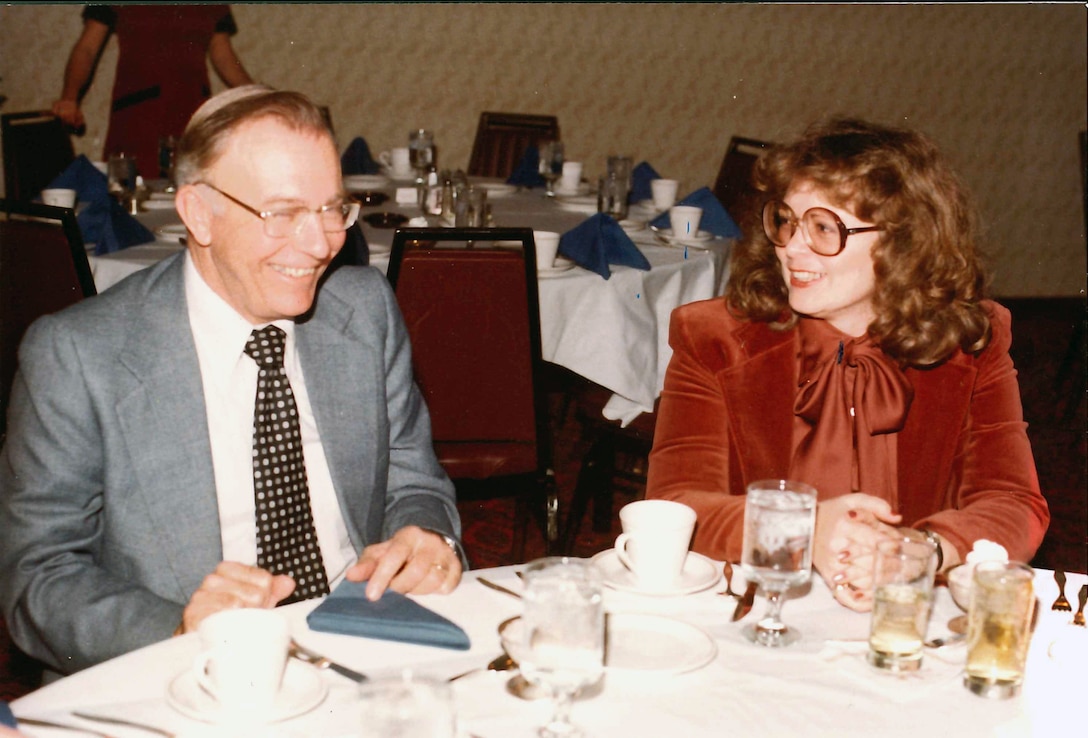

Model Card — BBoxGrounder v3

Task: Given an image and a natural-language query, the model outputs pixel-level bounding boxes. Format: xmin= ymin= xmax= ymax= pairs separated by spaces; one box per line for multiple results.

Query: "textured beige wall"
xmin=2 ymin=3 xmax=1085 ymax=296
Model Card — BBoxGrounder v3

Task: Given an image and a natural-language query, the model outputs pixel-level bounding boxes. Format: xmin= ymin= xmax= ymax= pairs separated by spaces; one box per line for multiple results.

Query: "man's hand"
xmin=346 ymin=526 xmax=462 ymax=601
xmin=176 ymin=562 xmax=296 ymax=635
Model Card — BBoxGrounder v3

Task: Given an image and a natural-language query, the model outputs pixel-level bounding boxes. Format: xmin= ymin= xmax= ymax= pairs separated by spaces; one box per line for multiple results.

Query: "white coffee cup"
xmin=193 ymin=609 xmax=290 ymax=713
xmin=380 ymin=147 xmax=413 ymax=177
xmin=613 ymin=499 xmax=697 ymax=591
xmin=40 ymin=188 xmax=77 ymax=209
xmin=668 ymin=205 xmax=703 ymax=240
xmin=559 ymin=161 xmax=583 ymax=192
xmin=650 ymin=179 xmax=679 ymax=211
xmin=533 ymin=230 xmax=560 ymax=271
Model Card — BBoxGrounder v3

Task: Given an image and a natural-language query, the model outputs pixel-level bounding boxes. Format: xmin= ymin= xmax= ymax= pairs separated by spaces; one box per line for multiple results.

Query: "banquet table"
xmin=11 ymin=563 xmax=1086 ymax=737
xmin=87 ymin=181 xmax=732 ymax=424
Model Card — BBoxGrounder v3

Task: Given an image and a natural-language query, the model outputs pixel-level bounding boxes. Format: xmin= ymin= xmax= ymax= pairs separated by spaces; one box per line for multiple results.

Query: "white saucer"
xmin=381 ymin=167 xmax=417 ymax=182
xmin=555 ymin=194 xmax=598 ymax=214
xmin=475 ymin=182 xmax=518 ymax=198
xmin=618 ymin=218 xmax=645 ymax=233
xmin=166 ymin=659 xmax=327 ymax=725
xmin=155 ymin=223 xmax=188 ymax=244
xmin=554 ymin=182 xmax=591 ymax=197
xmin=538 ymin=256 xmax=576 ymax=278
xmin=343 ymin=174 xmax=390 ymax=191
xmin=141 ymin=198 xmax=176 ymax=211
xmin=605 ymin=613 xmax=718 ymax=674
xmin=591 ymin=549 xmax=721 ymax=596
xmin=651 ymin=226 xmax=713 ymax=244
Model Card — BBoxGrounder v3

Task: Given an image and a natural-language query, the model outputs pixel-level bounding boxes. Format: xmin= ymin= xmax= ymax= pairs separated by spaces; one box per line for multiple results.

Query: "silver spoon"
xmin=720 ymin=561 xmax=741 ymax=598
xmin=448 ymin=652 xmax=516 ymax=682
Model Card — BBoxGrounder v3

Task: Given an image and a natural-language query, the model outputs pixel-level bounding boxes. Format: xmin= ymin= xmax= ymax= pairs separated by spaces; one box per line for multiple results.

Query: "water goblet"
xmin=502 ymin=556 xmax=604 ymax=738
xmin=538 ymin=141 xmax=565 ymax=198
xmin=740 ymin=479 xmax=817 ymax=647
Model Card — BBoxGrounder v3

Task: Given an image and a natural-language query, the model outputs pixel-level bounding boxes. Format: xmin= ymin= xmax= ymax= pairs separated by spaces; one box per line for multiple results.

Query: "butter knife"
xmin=477 ymin=576 xmax=522 ymax=600
xmin=732 ymin=582 xmax=758 ymax=621
xmin=289 ymin=640 xmax=368 ymax=683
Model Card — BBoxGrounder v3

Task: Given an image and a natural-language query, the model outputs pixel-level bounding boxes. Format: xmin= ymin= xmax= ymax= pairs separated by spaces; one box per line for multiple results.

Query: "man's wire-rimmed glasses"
xmin=197 ymin=181 xmax=360 ymax=238
xmin=762 ymin=200 xmax=882 ymax=256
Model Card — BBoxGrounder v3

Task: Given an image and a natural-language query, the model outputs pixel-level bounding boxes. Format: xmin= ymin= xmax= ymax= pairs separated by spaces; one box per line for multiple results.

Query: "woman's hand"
xmin=813 ymin=494 xmax=901 ymax=611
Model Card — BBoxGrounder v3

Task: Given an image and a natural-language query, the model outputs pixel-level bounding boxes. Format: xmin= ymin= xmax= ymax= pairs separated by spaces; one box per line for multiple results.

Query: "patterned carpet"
xmin=2 ymin=298 xmax=1084 ymax=699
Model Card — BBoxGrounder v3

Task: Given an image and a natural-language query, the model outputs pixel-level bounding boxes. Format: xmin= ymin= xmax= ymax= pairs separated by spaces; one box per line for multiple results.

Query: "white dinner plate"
xmin=343 ymin=174 xmax=390 ymax=191
xmin=650 ymin=226 xmax=714 ymax=246
xmin=475 ymin=182 xmax=518 ymax=198
xmin=166 ymin=659 xmax=327 ymax=725
xmin=499 ymin=614 xmax=716 ymax=675
xmin=538 ymin=256 xmax=576 ymax=278
xmin=591 ymin=548 xmax=721 ymax=596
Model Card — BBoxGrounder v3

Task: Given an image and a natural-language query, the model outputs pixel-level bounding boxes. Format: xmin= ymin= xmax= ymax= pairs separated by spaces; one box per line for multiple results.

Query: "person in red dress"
xmin=52 ymin=4 xmax=254 ymax=178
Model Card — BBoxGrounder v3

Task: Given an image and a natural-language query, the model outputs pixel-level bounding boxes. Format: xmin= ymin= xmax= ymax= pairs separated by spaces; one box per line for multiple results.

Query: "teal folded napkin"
xmin=628 ymin=161 xmax=661 ymax=203
xmin=341 ymin=136 xmax=381 ymax=175
xmin=306 ymin=580 xmax=471 ymax=650
xmin=506 ymin=144 xmax=545 ymax=186
xmin=650 ymin=186 xmax=742 ymax=240
xmin=45 ymin=155 xmax=155 ymax=255
xmin=558 ymin=213 xmax=650 ymax=279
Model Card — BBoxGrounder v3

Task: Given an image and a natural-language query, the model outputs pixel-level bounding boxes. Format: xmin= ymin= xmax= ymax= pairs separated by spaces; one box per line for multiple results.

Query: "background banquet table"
xmin=89 ymin=181 xmax=733 ymax=424
xmin=11 ymin=564 xmax=1085 ymax=737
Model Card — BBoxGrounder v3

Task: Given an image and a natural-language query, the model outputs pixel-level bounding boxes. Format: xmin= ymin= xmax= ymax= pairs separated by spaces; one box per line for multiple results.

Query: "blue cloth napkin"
xmin=341 ymin=136 xmax=381 ymax=175
xmin=306 ymin=580 xmax=471 ymax=651
xmin=0 ymin=700 xmax=15 ymax=729
xmin=558 ymin=213 xmax=650 ymax=280
xmin=45 ymin=155 xmax=155 ymax=255
xmin=628 ymin=161 xmax=661 ymax=203
xmin=506 ymin=144 xmax=545 ymax=186
xmin=650 ymin=186 xmax=743 ymax=240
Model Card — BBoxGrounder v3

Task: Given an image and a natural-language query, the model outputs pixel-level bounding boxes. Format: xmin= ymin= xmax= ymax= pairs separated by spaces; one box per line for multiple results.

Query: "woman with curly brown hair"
xmin=645 ymin=118 xmax=1049 ymax=611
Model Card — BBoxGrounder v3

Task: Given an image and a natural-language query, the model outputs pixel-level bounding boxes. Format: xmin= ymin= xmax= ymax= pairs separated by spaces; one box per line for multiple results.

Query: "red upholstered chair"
xmin=1 ymin=111 xmax=76 ymax=203
xmin=711 ymin=135 xmax=773 ymax=229
xmin=1 ymin=199 xmax=96 ymax=442
xmin=386 ymin=227 xmax=558 ymax=562
xmin=467 ymin=112 xmax=560 ymax=179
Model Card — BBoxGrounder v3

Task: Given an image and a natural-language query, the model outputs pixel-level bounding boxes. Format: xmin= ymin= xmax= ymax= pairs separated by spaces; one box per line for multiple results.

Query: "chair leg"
xmin=590 ymin=434 xmax=619 ymax=533
xmin=559 ymin=437 xmax=609 ymax=554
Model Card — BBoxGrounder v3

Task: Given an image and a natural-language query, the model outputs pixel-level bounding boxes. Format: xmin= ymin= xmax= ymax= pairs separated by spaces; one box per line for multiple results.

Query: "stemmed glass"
xmin=538 ymin=141 xmax=565 ymax=198
xmin=409 ymin=129 xmax=435 ymax=185
xmin=740 ymin=479 xmax=817 ymax=647
xmin=501 ymin=557 xmax=604 ymax=738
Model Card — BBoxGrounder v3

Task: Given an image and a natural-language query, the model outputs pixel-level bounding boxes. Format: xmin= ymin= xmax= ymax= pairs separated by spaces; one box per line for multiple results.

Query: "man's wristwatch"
xmin=421 ymin=527 xmax=467 ymax=568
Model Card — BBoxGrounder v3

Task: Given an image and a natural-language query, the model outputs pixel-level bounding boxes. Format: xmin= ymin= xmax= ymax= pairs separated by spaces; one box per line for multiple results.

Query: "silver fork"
xmin=1052 ymin=570 xmax=1072 ymax=611
xmin=1073 ymin=584 xmax=1087 ymax=627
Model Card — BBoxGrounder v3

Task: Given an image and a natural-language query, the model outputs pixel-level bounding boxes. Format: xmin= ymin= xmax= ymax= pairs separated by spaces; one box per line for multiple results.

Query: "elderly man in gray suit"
xmin=0 ymin=85 xmax=463 ymax=675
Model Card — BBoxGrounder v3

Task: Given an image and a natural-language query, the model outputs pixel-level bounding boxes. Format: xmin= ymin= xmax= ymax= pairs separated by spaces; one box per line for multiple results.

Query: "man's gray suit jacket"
xmin=0 ymin=253 xmax=458 ymax=673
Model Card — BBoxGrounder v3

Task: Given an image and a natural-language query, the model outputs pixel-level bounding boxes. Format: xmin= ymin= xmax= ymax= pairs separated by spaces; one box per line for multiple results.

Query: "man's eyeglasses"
xmin=198 ymin=182 xmax=360 ymax=238
xmin=762 ymin=200 xmax=882 ymax=256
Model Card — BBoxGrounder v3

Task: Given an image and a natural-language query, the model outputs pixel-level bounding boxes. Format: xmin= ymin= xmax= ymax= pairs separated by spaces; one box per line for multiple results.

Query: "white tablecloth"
xmin=89 ymin=183 xmax=731 ymax=424
xmin=12 ymin=565 xmax=1086 ymax=737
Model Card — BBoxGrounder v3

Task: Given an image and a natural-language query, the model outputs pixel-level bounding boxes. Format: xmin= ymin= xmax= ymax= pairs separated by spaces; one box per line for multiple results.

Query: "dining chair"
xmin=1 ymin=111 xmax=76 ymax=203
xmin=0 ymin=199 xmax=96 ymax=443
xmin=711 ymin=135 xmax=773 ymax=228
xmin=467 ymin=112 xmax=560 ymax=179
xmin=559 ymin=384 xmax=657 ymax=555
xmin=386 ymin=226 xmax=559 ymax=562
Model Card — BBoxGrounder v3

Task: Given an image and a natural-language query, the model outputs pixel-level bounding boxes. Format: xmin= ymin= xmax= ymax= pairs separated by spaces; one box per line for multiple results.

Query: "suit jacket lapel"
xmin=113 ymin=256 xmax=222 ymax=597
xmin=296 ymin=285 xmax=382 ymax=549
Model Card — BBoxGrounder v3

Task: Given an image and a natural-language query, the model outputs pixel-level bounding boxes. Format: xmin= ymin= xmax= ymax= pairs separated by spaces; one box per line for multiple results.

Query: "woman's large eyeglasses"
xmin=198 ymin=182 xmax=360 ymax=238
xmin=762 ymin=200 xmax=882 ymax=256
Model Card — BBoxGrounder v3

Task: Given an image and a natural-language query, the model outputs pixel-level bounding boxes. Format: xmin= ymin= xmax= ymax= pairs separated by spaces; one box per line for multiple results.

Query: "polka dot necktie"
xmin=243 ymin=325 xmax=330 ymax=603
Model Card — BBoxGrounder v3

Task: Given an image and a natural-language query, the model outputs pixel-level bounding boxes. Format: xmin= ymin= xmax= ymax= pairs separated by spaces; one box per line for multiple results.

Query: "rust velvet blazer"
xmin=646 ymin=297 xmax=1050 ymax=565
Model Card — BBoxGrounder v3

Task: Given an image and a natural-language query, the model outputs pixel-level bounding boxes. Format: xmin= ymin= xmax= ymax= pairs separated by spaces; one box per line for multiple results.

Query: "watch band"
xmin=922 ymin=529 xmax=944 ymax=572
xmin=421 ymin=527 xmax=468 ymax=568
